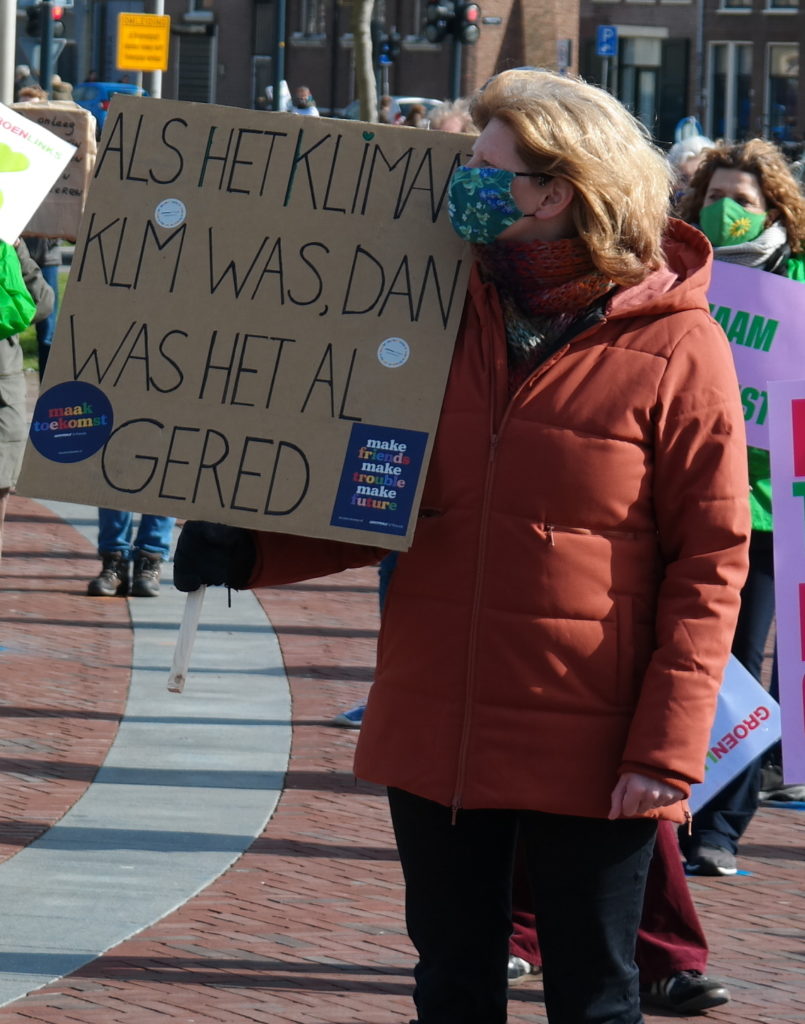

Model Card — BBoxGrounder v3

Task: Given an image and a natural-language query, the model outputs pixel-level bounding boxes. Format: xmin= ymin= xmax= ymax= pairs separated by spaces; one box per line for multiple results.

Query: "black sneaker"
xmin=685 ymin=843 xmax=738 ymax=876
xmin=641 ymin=970 xmax=730 ymax=1013
xmin=87 ymin=552 xmax=129 ymax=597
xmin=131 ymin=550 xmax=163 ymax=597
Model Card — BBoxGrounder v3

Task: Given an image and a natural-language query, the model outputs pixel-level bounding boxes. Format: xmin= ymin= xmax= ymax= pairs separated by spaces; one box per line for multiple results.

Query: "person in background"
xmin=22 ymin=237 xmax=62 ymax=378
xmin=290 ymin=85 xmax=319 ymax=117
xmin=402 ymin=103 xmax=427 ymax=128
xmin=13 ymin=65 xmax=38 ymax=101
xmin=87 ymin=510 xmax=175 ymax=598
xmin=508 ymin=822 xmax=730 ymax=1014
xmin=50 ymin=75 xmax=73 ymax=102
xmin=378 ymin=95 xmax=396 ymax=125
xmin=667 ymin=136 xmax=715 ymax=205
xmin=0 ymin=239 xmax=54 ymax=563
xmin=174 ymin=69 xmax=750 ymax=1024
xmin=677 ymin=138 xmax=805 ymax=876
xmin=429 ymin=98 xmax=475 ymax=135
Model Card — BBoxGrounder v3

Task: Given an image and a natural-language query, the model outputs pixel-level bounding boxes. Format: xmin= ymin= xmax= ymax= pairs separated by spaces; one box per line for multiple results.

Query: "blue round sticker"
xmin=29 ymin=382 xmax=113 ymax=463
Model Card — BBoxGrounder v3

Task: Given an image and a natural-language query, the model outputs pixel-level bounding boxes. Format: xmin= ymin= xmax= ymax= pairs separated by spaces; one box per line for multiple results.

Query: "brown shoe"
xmin=87 ymin=552 xmax=130 ymax=597
xmin=131 ymin=550 xmax=163 ymax=597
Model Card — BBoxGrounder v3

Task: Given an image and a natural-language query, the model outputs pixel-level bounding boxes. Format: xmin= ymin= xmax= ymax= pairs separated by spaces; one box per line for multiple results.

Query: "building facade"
xmin=579 ymin=0 xmax=802 ymax=147
xmin=18 ymin=0 xmax=801 ymax=150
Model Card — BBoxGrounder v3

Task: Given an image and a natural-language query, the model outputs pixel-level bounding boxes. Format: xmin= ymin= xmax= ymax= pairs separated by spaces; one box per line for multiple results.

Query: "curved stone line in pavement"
xmin=0 ymin=501 xmax=291 ymax=1008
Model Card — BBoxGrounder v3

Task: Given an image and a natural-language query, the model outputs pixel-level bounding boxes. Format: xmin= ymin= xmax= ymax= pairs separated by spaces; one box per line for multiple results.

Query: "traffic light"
xmin=51 ymin=6 xmax=65 ymax=38
xmin=424 ymin=2 xmax=454 ymax=44
xmin=454 ymin=3 xmax=481 ymax=45
xmin=372 ymin=21 xmax=403 ymax=66
xmin=24 ymin=4 xmax=65 ymax=39
xmin=25 ymin=6 xmax=42 ymax=37
xmin=386 ymin=31 xmax=402 ymax=63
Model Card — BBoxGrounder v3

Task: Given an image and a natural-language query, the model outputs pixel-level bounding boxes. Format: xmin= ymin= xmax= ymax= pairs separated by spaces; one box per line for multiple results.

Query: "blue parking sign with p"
xmin=596 ymin=26 xmax=618 ymax=57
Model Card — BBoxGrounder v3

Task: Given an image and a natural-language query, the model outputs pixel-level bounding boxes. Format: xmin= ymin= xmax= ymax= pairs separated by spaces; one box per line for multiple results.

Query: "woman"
xmin=677 ymin=139 xmax=805 ymax=876
xmin=667 ymin=135 xmax=713 ymax=204
xmin=175 ymin=70 xmax=749 ymax=1024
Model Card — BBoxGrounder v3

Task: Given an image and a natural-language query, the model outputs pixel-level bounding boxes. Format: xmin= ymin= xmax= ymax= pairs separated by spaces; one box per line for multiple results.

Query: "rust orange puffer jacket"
xmin=249 ymin=219 xmax=750 ymax=823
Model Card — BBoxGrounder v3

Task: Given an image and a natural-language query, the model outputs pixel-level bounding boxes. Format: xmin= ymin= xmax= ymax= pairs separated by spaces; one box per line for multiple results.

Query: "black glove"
xmin=173 ymin=521 xmax=256 ymax=592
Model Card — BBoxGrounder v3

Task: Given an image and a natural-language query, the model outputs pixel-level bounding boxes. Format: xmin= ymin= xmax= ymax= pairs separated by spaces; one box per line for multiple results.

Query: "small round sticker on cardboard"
xmin=155 ymin=198 xmax=187 ymax=229
xmin=378 ymin=337 xmax=410 ymax=368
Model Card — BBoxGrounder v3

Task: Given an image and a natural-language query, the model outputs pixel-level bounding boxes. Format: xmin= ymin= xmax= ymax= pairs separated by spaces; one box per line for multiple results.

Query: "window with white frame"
xmin=766 ymin=0 xmax=798 ymax=9
xmin=767 ymin=43 xmax=799 ymax=139
xmin=708 ymin=42 xmax=752 ymax=140
xmin=719 ymin=0 xmax=752 ymax=10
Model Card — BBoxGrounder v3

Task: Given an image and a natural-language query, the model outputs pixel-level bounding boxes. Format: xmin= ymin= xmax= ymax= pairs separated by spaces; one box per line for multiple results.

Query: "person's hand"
xmin=173 ymin=521 xmax=256 ymax=592
xmin=608 ymin=772 xmax=685 ymax=819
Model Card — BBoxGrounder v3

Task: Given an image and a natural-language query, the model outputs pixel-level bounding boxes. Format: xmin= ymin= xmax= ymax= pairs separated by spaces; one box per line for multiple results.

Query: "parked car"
xmin=339 ymin=96 xmax=443 ymax=124
xmin=73 ymin=82 xmax=149 ymax=136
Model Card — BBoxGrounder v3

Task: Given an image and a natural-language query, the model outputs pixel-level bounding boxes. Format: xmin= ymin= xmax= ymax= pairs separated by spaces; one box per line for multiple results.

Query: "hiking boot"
xmin=641 ymin=970 xmax=730 ymax=1012
xmin=131 ymin=550 xmax=163 ymax=597
xmin=87 ymin=552 xmax=130 ymax=597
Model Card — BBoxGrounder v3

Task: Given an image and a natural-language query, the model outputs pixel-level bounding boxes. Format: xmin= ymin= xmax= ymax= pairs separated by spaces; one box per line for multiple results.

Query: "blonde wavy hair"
xmin=678 ymin=138 xmax=805 ymax=253
xmin=470 ymin=69 xmax=673 ymax=285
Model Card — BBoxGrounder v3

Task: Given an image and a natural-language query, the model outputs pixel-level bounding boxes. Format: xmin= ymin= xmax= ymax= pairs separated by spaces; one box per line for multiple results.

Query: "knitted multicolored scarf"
xmin=477 ymin=236 xmax=613 ymax=391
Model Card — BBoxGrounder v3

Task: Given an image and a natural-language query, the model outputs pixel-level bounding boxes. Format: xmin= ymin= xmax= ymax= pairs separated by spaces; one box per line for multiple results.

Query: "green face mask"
xmin=699 ymin=196 xmax=768 ymax=248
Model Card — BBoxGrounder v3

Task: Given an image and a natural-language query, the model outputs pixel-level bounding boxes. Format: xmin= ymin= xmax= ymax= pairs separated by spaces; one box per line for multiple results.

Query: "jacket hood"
xmin=607 ymin=218 xmax=713 ymax=321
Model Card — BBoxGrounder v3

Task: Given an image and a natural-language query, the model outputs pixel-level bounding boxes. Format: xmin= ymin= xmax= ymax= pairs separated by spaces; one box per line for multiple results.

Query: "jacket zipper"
xmin=542 ymin=523 xmax=644 ymax=543
xmin=450 ymin=307 xmax=610 ymax=820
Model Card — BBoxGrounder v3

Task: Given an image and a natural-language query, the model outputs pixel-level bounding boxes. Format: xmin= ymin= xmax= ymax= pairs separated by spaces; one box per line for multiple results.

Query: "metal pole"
xmin=328 ymin=0 xmax=340 ymax=117
xmin=0 ymin=0 xmax=16 ymax=105
xmin=272 ymin=0 xmax=286 ymax=111
xmin=602 ymin=56 xmax=609 ymax=93
xmin=450 ymin=37 xmax=462 ymax=100
xmin=144 ymin=0 xmax=164 ymax=98
xmin=40 ymin=0 xmax=54 ymax=97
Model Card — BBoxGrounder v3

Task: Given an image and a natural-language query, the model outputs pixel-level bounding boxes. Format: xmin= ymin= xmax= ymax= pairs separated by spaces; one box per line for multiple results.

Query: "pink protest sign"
xmin=768 ymin=378 xmax=805 ymax=784
xmin=708 ymin=261 xmax=805 ymax=450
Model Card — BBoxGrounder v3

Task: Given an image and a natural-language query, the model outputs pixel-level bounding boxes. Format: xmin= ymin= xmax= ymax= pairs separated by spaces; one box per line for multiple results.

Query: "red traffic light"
xmin=456 ymin=3 xmax=481 ymax=44
xmin=52 ymin=5 xmax=64 ymax=17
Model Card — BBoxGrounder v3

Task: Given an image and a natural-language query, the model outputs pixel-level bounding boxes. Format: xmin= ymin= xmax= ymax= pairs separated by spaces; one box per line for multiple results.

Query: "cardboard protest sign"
xmin=689 ymin=654 xmax=781 ymax=813
xmin=17 ymin=97 xmax=471 ymax=549
xmin=0 ymin=102 xmax=76 ymax=244
xmin=13 ymin=101 xmax=97 ymax=241
xmin=768 ymin=379 xmax=805 ymax=783
xmin=708 ymin=261 xmax=805 ymax=449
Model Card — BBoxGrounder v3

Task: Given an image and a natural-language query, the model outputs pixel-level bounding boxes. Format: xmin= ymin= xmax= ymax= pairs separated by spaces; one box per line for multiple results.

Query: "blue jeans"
xmin=389 ymin=787 xmax=656 ymax=1024
xmin=37 ymin=264 xmax=59 ymax=375
xmin=687 ymin=530 xmax=775 ymax=854
xmin=98 ymin=509 xmax=175 ymax=560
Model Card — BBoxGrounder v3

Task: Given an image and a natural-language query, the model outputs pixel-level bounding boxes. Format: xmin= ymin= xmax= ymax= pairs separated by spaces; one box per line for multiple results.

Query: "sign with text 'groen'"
xmin=708 ymin=260 xmax=805 ymax=450
xmin=17 ymin=97 xmax=472 ymax=550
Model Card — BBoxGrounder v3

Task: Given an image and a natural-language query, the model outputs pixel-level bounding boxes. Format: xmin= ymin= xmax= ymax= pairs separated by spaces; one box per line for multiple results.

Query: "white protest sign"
xmin=708 ymin=261 xmax=805 ymax=450
xmin=0 ymin=102 xmax=76 ymax=243
xmin=689 ymin=654 xmax=781 ymax=813
xmin=768 ymin=378 xmax=805 ymax=783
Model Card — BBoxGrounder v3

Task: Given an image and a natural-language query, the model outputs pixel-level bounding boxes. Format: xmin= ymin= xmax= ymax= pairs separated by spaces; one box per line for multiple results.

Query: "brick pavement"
xmin=1 ymin=495 xmax=804 ymax=1023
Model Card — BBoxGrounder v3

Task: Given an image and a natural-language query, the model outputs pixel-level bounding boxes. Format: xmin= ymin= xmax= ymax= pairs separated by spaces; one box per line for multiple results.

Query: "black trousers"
xmin=388 ymin=787 xmax=657 ymax=1024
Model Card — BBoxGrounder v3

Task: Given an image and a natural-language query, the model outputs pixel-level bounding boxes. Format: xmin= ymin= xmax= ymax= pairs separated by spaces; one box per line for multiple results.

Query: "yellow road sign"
xmin=117 ymin=13 xmax=171 ymax=72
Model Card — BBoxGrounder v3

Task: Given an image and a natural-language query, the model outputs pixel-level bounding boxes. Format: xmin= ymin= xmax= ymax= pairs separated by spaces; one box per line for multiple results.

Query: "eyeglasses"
xmin=513 ymin=171 xmax=553 ymax=185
